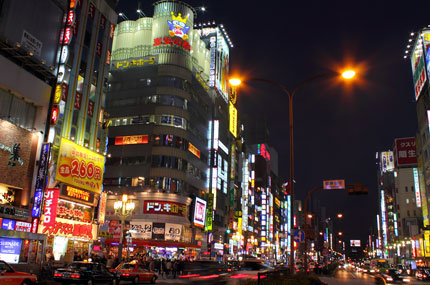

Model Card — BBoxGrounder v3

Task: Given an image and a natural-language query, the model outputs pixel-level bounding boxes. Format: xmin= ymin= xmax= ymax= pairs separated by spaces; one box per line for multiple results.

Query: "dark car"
xmin=381 ymin=269 xmax=411 ymax=284
xmin=416 ymin=268 xmax=430 ymax=281
xmin=53 ymin=261 xmax=117 ymax=284
xmin=178 ymin=260 xmax=230 ymax=284
xmin=110 ymin=262 xmax=157 ymax=284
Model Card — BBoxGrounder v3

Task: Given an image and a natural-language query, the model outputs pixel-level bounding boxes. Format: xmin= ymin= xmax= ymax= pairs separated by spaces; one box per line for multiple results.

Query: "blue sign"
xmin=1 ymin=219 xmax=15 ymax=231
xmin=426 ymin=47 xmax=430 ymax=81
xmin=0 ymin=238 xmax=21 ymax=255
xmin=293 ymin=230 xmax=305 ymax=243
xmin=32 ymin=143 xmax=50 ymax=217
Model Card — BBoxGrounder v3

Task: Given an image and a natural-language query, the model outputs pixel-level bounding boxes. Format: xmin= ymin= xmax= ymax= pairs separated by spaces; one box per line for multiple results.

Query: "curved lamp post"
xmin=114 ymin=194 xmax=135 ymax=262
xmin=229 ymin=69 xmax=355 ymax=272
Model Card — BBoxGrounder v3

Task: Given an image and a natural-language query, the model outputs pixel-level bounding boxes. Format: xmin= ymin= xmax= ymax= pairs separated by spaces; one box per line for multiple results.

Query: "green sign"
xmin=205 ymin=193 xmax=214 ymax=231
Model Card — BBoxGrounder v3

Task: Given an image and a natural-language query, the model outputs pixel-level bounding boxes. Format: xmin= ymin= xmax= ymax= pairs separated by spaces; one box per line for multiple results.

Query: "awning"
xmin=104 ymin=238 xmax=200 ymax=249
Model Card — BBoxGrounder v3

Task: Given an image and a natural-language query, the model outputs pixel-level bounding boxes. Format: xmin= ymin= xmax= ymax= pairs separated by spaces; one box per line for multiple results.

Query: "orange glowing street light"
xmin=337 ymin=213 xmax=343 ymax=218
xmin=341 ymin=70 xmax=356 ymax=79
xmin=338 ymin=232 xmax=343 ymax=236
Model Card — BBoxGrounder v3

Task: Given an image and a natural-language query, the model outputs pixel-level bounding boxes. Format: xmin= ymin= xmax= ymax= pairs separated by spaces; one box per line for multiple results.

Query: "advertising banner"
xmin=205 ymin=194 xmax=214 ymax=231
xmin=43 ymin=188 xmax=60 ymax=227
xmin=57 ymin=200 xmax=92 ymax=222
xmin=380 ymin=152 xmax=394 ymax=173
xmin=0 ymin=238 xmax=22 ymax=264
xmin=60 ymin=185 xmax=96 ymax=206
xmin=130 ymin=221 xmax=152 ymax=240
xmin=115 ymin=135 xmax=148 ymax=146
xmin=165 ymin=223 xmax=182 ymax=241
xmin=152 ymin=223 xmax=165 ymax=240
xmin=39 ymin=217 xmax=97 ymax=240
xmin=98 ymin=192 xmax=107 ymax=224
xmin=193 ymin=197 xmax=207 ymax=228
xmin=394 ymin=137 xmax=417 ymax=166
xmin=108 ymin=220 xmax=122 ymax=239
xmin=350 ymin=240 xmax=361 ymax=247
xmin=32 ymin=143 xmax=50 ymax=217
xmin=143 ymin=201 xmax=187 ymax=217
xmin=1 ymin=219 xmax=15 ymax=231
xmin=56 ymin=138 xmax=105 ymax=193
xmin=229 ymin=104 xmax=238 ymax=138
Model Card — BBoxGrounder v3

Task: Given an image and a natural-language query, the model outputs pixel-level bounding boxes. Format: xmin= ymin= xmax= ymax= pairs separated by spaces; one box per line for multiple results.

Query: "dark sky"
xmin=117 ymin=1 xmax=430 ymax=246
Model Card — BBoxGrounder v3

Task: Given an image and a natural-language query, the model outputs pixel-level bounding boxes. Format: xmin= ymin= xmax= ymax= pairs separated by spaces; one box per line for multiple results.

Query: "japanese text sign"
xmin=115 ymin=135 xmax=148 ymax=146
xmin=395 ymin=137 xmax=417 ymax=166
xmin=193 ymin=197 xmax=206 ymax=228
xmin=113 ymin=56 xmax=157 ymax=70
xmin=143 ymin=200 xmax=186 ymax=217
xmin=323 ymin=180 xmax=345 ymax=190
xmin=43 ymin=189 xmax=60 ymax=227
xmin=98 ymin=192 xmax=107 ymax=224
xmin=130 ymin=221 xmax=152 ymax=240
xmin=56 ymin=138 xmax=105 ymax=193
xmin=39 ymin=218 xmax=96 ymax=239
xmin=60 ymin=185 xmax=95 ymax=205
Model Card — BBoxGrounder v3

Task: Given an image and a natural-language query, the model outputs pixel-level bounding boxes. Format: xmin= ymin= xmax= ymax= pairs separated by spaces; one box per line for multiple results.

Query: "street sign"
xmin=293 ymin=230 xmax=305 ymax=243
xmin=323 ymin=179 xmax=345 ymax=190
xmin=322 ymin=247 xmax=329 ymax=256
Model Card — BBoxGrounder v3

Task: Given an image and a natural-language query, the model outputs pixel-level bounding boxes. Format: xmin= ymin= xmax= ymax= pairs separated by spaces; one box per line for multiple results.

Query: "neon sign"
xmin=167 ymin=12 xmax=190 ymax=40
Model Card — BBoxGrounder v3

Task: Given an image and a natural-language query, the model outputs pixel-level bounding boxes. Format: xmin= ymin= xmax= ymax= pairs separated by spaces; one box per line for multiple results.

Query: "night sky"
xmin=117 ymin=0 xmax=430 ymax=247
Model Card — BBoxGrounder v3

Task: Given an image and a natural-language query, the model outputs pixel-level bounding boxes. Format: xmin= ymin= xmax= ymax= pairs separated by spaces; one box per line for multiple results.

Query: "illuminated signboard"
xmin=43 ymin=189 xmax=60 ymax=227
xmin=56 ymin=138 xmax=105 ymax=193
xmin=57 ymin=200 xmax=92 ymax=223
xmin=258 ymin=144 xmax=271 ymax=160
xmin=32 ymin=143 xmax=50 ymax=217
xmin=98 ymin=192 xmax=107 ymax=224
xmin=413 ymin=168 xmax=422 ymax=207
xmin=394 ymin=137 xmax=417 ymax=166
xmin=1 ymin=219 xmax=15 ymax=231
xmin=205 ymin=193 xmax=214 ymax=231
xmin=0 ymin=238 xmax=21 ymax=264
xmin=380 ymin=151 xmax=394 ymax=173
xmin=143 ymin=201 xmax=186 ymax=217
xmin=167 ymin=12 xmax=190 ymax=39
xmin=113 ymin=56 xmax=157 ymax=70
xmin=193 ymin=197 xmax=207 ymax=228
xmin=38 ymin=217 xmax=97 ymax=239
xmin=153 ymin=37 xmax=190 ymax=51
xmin=381 ymin=190 xmax=388 ymax=246
xmin=229 ymin=103 xmax=237 ymax=137
xmin=350 ymin=240 xmax=361 ymax=247
xmin=115 ymin=135 xmax=149 ymax=146
xmin=15 ymin=221 xmax=32 ymax=232
xmin=60 ymin=185 xmax=95 ymax=205
xmin=188 ymin=142 xmax=201 ymax=159
xmin=323 ymin=180 xmax=345 ymax=190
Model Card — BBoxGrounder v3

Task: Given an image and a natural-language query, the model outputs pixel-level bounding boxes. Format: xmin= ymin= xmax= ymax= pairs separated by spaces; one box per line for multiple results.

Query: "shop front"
xmin=105 ymin=193 xmax=203 ymax=260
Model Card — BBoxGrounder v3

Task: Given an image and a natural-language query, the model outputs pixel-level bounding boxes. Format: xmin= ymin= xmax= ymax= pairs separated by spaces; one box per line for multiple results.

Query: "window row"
xmin=106 ymin=94 xmax=188 ymax=110
xmin=110 ymin=114 xmax=187 ymax=130
xmin=151 ymin=155 xmax=187 ymax=171
xmin=103 ymin=176 xmax=185 ymax=192
xmin=108 ymin=76 xmax=190 ymax=92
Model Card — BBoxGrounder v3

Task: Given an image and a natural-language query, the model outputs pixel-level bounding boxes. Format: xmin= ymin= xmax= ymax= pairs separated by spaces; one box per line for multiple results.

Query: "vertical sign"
xmin=98 ymin=192 xmax=107 ymax=224
xmin=43 ymin=189 xmax=60 ymax=227
xmin=205 ymin=193 xmax=214 ymax=231
xmin=413 ymin=168 xmax=422 ymax=207
xmin=32 ymin=143 xmax=50 ymax=217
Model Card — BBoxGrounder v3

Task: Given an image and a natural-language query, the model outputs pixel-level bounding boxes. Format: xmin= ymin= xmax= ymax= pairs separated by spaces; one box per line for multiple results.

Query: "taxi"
xmin=112 ymin=261 xmax=157 ymax=284
xmin=0 ymin=260 xmax=37 ymax=284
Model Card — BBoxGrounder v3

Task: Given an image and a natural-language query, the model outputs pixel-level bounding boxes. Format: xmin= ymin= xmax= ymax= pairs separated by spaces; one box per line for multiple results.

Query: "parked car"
xmin=0 ymin=260 xmax=37 ymax=284
xmin=416 ymin=268 xmax=430 ymax=281
xmin=381 ymin=269 xmax=411 ymax=283
xmin=110 ymin=262 xmax=157 ymax=284
xmin=53 ymin=261 xmax=117 ymax=284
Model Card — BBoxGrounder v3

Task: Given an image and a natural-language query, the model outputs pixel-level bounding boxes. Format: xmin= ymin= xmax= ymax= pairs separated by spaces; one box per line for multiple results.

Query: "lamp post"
xmin=114 ymin=193 xmax=135 ymax=262
xmin=230 ymin=69 xmax=355 ymax=272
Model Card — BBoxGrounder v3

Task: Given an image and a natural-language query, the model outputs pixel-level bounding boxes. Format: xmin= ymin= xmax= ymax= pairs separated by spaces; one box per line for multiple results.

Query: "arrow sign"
xmin=293 ymin=230 xmax=305 ymax=243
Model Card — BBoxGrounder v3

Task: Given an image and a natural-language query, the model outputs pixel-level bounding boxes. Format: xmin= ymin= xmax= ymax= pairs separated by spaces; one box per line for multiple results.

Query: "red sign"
xmin=153 ymin=37 xmax=190 ymax=51
xmin=115 ymin=135 xmax=148 ymax=146
xmin=51 ymin=105 xmax=59 ymax=125
xmin=60 ymin=27 xmax=72 ymax=45
xmin=42 ymin=221 xmax=93 ymax=239
xmin=74 ymin=92 xmax=82 ymax=109
xmin=143 ymin=201 xmax=186 ymax=217
xmin=15 ymin=221 xmax=32 ymax=232
xmin=31 ymin=218 xmax=39 ymax=233
xmin=61 ymin=83 xmax=69 ymax=101
xmin=67 ymin=10 xmax=75 ymax=26
xmin=395 ymin=137 xmax=417 ymax=166
xmin=88 ymin=100 xmax=94 ymax=117
xmin=43 ymin=189 xmax=60 ymax=227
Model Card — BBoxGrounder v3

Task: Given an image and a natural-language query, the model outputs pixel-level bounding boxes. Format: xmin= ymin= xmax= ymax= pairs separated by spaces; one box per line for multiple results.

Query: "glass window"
xmin=405 ymin=186 xmax=408 ymax=192
xmin=406 ymin=198 xmax=409 ymax=204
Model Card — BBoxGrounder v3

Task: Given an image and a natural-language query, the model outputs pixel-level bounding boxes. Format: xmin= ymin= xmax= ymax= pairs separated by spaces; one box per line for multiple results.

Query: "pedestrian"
xmin=172 ymin=260 xmax=178 ymax=278
xmin=166 ymin=259 xmax=172 ymax=278
xmin=161 ymin=259 xmax=167 ymax=279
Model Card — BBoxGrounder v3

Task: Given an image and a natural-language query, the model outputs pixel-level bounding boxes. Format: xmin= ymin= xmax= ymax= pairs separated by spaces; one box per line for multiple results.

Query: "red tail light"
xmin=70 ymin=274 xmax=80 ymax=278
xmin=122 ymin=273 xmax=131 ymax=277
xmin=199 ymin=274 xmax=219 ymax=279
xmin=53 ymin=273 xmax=63 ymax=277
xmin=179 ymin=274 xmax=200 ymax=278
xmin=230 ymin=274 xmax=250 ymax=279
xmin=252 ymin=275 xmax=267 ymax=279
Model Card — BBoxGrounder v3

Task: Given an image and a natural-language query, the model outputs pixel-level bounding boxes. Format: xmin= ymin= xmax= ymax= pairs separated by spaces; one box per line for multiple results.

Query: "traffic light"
xmin=348 ymin=184 xmax=369 ymax=195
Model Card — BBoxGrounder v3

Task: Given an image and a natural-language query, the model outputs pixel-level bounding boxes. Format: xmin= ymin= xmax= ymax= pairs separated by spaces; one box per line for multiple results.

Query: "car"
xmin=0 ymin=260 xmax=37 ymax=285
xmin=228 ymin=260 xmax=274 ymax=283
xmin=111 ymin=262 xmax=157 ymax=284
xmin=381 ymin=269 xmax=411 ymax=284
xmin=53 ymin=261 xmax=117 ymax=284
xmin=178 ymin=260 xmax=230 ymax=284
xmin=416 ymin=268 xmax=430 ymax=281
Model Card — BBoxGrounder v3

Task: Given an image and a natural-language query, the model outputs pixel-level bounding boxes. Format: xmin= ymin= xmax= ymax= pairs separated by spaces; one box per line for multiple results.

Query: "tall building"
xmin=0 ymin=0 xmax=65 ymax=266
xmin=103 ymin=0 xmax=235 ymax=259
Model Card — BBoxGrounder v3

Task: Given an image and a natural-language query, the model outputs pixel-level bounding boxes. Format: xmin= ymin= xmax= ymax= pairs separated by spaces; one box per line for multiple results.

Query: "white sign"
xmin=165 ymin=223 xmax=182 ymax=241
xmin=21 ymin=30 xmax=42 ymax=56
xmin=323 ymin=180 xmax=345 ymax=190
xmin=130 ymin=221 xmax=152 ymax=239
xmin=214 ymin=242 xmax=223 ymax=250
xmin=413 ymin=168 xmax=422 ymax=207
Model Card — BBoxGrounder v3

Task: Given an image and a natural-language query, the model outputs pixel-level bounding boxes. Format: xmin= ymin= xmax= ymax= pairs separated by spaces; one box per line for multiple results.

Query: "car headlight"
xmin=387 ymin=277 xmax=393 ymax=281
xmin=403 ymin=278 xmax=410 ymax=282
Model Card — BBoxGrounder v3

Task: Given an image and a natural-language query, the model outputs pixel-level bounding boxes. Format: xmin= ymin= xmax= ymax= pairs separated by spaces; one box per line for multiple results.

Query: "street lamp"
xmin=229 ymin=69 xmax=356 ymax=272
xmin=337 ymin=213 xmax=343 ymax=219
xmin=114 ymin=193 xmax=135 ymax=262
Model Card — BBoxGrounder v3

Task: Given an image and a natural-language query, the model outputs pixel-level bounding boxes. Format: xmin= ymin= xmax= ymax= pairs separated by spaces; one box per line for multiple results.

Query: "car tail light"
xmin=230 ymin=274 xmax=249 ymax=279
xmin=122 ymin=273 xmax=131 ymax=277
xmin=53 ymin=273 xmax=63 ymax=277
xmin=252 ymin=275 xmax=267 ymax=279
xmin=70 ymin=274 xmax=80 ymax=278
xmin=424 ymin=275 xmax=427 ymax=278
xmin=199 ymin=274 xmax=219 ymax=279
xmin=179 ymin=274 xmax=200 ymax=278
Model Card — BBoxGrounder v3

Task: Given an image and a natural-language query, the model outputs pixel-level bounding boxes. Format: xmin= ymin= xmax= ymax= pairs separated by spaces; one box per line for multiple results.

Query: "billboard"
xmin=229 ymin=103 xmax=238 ymax=137
xmin=56 ymin=138 xmax=105 ymax=193
xmin=411 ymin=31 xmax=430 ymax=101
xmin=380 ymin=151 xmax=394 ymax=173
xmin=193 ymin=197 xmax=207 ymax=228
xmin=42 ymin=188 xmax=60 ymax=227
xmin=394 ymin=137 xmax=417 ymax=166
xmin=350 ymin=240 xmax=361 ymax=247
xmin=143 ymin=201 xmax=187 ymax=217
xmin=0 ymin=238 xmax=22 ymax=264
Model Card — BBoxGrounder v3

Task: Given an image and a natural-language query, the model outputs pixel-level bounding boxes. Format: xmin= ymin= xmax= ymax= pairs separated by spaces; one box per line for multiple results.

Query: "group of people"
xmin=137 ymin=257 xmax=187 ymax=279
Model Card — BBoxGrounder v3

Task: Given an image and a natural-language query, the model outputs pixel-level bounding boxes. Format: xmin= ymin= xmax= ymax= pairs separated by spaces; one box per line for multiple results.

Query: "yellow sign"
xmin=54 ymin=84 xmax=62 ymax=104
xmin=229 ymin=103 xmax=237 ymax=138
xmin=188 ymin=142 xmax=201 ymax=159
xmin=113 ymin=56 xmax=156 ymax=70
xmin=56 ymin=138 xmax=105 ymax=193
xmin=275 ymin=197 xmax=280 ymax=207
xmin=425 ymin=231 xmax=430 ymax=257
